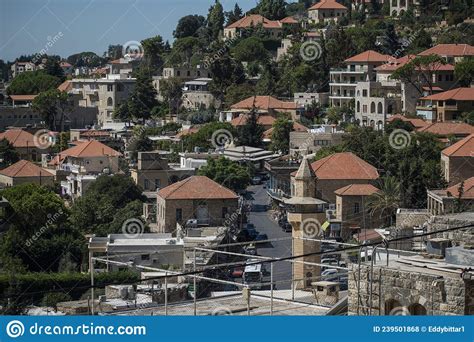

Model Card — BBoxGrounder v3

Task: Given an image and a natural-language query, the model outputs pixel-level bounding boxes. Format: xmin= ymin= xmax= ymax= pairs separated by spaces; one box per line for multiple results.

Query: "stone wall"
xmin=427 ymin=213 xmax=474 ymax=248
xmin=348 ymin=264 xmax=471 ymax=315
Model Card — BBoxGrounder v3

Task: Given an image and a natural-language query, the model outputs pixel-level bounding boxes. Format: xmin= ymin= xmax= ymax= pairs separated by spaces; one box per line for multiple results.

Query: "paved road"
xmin=245 ymin=184 xmax=293 ymax=289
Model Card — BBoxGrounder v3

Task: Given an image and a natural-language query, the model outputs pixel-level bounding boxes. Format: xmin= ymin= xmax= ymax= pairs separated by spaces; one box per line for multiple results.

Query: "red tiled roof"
xmin=387 ymin=114 xmax=428 ymax=129
xmin=60 ymin=61 xmax=72 ymax=67
xmin=445 ymin=177 xmax=474 ymax=199
xmin=0 ymin=129 xmax=35 ymax=148
xmin=0 ymin=160 xmax=53 ymax=178
xmin=418 ymin=44 xmax=474 ymax=57
xmin=80 ymin=130 xmax=111 ymax=138
xmin=417 ymin=122 xmax=474 ymax=136
xmin=375 ymin=55 xmax=416 ymax=72
xmin=9 ymin=95 xmax=37 ymax=101
xmin=442 ymin=134 xmax=474 ymax=157
xmin=230 ymin=114 xmax=276 ymax=127
xmin=231 ymin=96 xmax=296 ymax=111
xmin=226 ymin=14 xmax=282 ymax=29
xmin=175 ymin=126 xmax=201 ymax=139
xmin=58 ymin=140 xmax=121 ymax=158
xmin=263 ymin=122 xmax=308 ymax=140
xmin=57 ymin=80 xmax=72 ymax=92
xmin=280 ymin=16 xmax=298 ymax=24
xmin=335 ymin=184 xmax=379 ymax=196
xmin=344 ymin=50 xmax=390 ymax=63
xmin=354 ymin=229 xmax=383 ymax=242
xmin=419 ymin=88 xmax=474 ymax=101
xmin=309 ymin=0 xmax=348 ymax=10
xmin=158 ymin=176 xmax=238 ymax=200
xmin=291 ymin=152 xmax=379 ymax=180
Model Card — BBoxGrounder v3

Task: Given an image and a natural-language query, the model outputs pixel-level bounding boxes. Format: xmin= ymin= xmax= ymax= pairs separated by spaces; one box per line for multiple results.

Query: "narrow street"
xmin=245 ymin=184 xmax=293 ymax=289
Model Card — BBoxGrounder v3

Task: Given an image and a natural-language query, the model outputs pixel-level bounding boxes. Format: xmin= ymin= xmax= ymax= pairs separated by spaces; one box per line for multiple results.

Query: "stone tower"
xmin=286 ymin=157 xmax=327 ymax=290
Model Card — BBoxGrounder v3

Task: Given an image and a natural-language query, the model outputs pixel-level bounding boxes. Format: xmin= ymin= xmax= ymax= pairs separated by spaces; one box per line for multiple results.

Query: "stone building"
xmin=334 ymin=184 xmax=382 ymax=240
xmin=440 ymin=134 xmax=474 ymax=185
xmin=130 ymin=151 xmax=194 ymax=192
xmin=0 ymin=159 xmax=54 ymax=187
xmin=348 ymin=254 xmax=474 ymax=315
xmin=428 ymin=177 xmax=474 ymax=215
xmin=286 ymin=158 xmax=327 ymax=289
xmin=290 ymin=152 xmax=379 ymax=204
xmin=156 ymin=176 xmax=239 ymax=233
xmin=308 ymin=0 xmax=348 ymax=25
xmin=0 ymin=129 xmax=51 ymax=162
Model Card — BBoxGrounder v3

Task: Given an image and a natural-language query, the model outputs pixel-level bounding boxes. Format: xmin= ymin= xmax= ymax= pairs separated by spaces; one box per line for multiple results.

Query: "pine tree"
xmin=208 ymin=0 xmax=225 ymax=41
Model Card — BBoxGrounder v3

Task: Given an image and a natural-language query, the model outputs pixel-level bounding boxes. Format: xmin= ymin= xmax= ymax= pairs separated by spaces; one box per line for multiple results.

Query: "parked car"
xmin=251 ymin=176 xmax=262 ymax=185
xmin=245 ymin=245 xmax=257 ymax=256
xmin=231 ymin=266 xmax=244 ymax=278
xmin=282 ymin=221 xmax=292 ymax=232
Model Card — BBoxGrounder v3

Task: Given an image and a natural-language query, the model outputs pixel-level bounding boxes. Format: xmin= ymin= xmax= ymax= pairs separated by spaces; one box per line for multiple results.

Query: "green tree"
xmin=32 ymin=89 xmax=71 ymax=131
xmin=174 ymin=15 xmax=206 ymax=38
xmin=366 ymin=176 xmax=400 ymax=226
xmin=225 ymin=3 xmax=243 ymax=25
xmin=6 ymin=70 xmax=60 ymax=95
xmin=381 ymin=23 xmax=401 ymax=56
xmin=0 ymin=139 xmax=19 ymax=168
xmin=141 ymin=35 xmax=165 ymax=72
xmin=113 ymin=102 xmax=132 ymax=124
xmin=237 ymin=108 xmax=265 ymax=147
xmin=256 ymin=0 xmax=287 ymax=20
xmin=198 ymin=156 xmax=251 ymax=191
xmin=270 ymin=117 xmax=293 ymax=154
xmin=107 ymin=44 xmax=123 ymax=59
xmin=391 ymin=54 xmax=447 ymax=95
xmin=161 ymin=77 xmax=183 ymax=118
xmin=208 ymin=0 xmax=225 ymax=41
xmin=44 ymin=59 xmax=65 ymax=81
xmin=69 ymin=175 xmax=146 ymax=236
xmin=231 ymin=37 xmax=269 ymax=63
xmin=128 ymin=68 xmax=159 ymax=123
xmin=128 ymin=128 xmax=154 ymax=162
xmin=454 ymin=57 xmax=474 ymax=87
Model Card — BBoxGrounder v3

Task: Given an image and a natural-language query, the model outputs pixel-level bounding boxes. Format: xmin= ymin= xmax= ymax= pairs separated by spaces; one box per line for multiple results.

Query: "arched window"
xmin=408 ymin=303 xmax=427 ymax=316
xmin=387 ymin=104 xmax=393 ymax=114
xmin=377 ymin=121 xmax=383 ymax=130
xmin=370 ymin=102 xmax=376 ymax=113
xmin=356 ymin=101 xmax=360 ymax=112
xmin=107 ymin=97 xmax=113 ymax=107
xmin=356 ymin=90 xmax=360 ymax=97
xmin=377 ymin=102 xmax=383 ymax=114
xmin=370 ymin=120 xmax=375 ymax=127
xmin=385 ymin=299 xmax=406 ymax=315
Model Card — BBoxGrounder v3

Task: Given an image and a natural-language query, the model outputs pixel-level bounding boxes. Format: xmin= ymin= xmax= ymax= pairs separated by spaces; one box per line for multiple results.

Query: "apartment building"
xmin=10 ymin=61 xmax=36 ymax=78
xmin=308 ymin=0 xmax=348 ymax=24
xmin=329 ymin=50 xmax=390 ymax=108
xmin=69 ymin=75 xmax=136 ymax=126
xmin=417 ymin=88 xmax=474 ymax=122
xmin=389 ymin=0 xmax=420 ymax=17
xmin=354 ymin=81 xmax=402 ymax=129
xmin=181 ymin=78 xmax=217 ymax=110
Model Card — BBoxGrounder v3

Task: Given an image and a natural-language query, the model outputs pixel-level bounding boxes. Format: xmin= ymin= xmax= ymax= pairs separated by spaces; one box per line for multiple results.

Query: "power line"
xmin=4 ymin=223 xmax=473 ymax=298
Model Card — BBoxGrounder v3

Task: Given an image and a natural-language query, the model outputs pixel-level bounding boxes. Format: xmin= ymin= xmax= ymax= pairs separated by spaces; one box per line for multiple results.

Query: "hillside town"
xmin=0 ymin=0 xmax=473 ymax=317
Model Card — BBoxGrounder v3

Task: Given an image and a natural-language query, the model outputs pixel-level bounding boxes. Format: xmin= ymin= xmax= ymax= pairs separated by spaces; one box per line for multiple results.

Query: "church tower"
xmin=286 ymin=157 xmax=327 ymax=290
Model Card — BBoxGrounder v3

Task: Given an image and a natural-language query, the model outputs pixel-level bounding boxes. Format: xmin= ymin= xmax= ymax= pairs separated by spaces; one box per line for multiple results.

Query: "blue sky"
xmin=0 ymin=0 xmax=262 ymax=61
